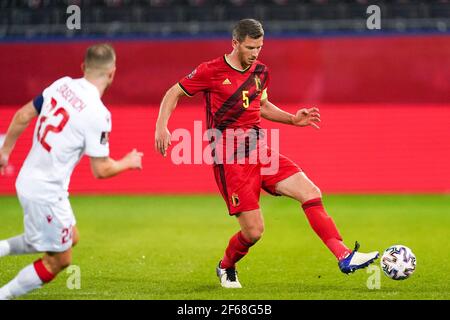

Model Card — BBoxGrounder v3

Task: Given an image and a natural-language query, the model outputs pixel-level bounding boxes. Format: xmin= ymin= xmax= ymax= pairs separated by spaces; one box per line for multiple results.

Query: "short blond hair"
xmin=84 ymin=43 xmax=116 ymax=71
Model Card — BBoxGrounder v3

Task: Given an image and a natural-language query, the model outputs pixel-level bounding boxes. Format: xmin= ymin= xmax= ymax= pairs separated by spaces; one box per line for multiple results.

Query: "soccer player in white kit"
xmin=0 ymin=44 xmax=143 ymax=300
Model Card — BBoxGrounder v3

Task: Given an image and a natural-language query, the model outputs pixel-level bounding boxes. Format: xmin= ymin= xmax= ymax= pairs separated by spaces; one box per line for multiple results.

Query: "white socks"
xmin=0 ymin=240 xmax=10 ymax=257
xmin=0 ymin=264 xmax=43 ymax=300
xmin=0 ymin=235 xmax=38 ymax=257
xmin=0 ymin=236 xmax=55 ymax=300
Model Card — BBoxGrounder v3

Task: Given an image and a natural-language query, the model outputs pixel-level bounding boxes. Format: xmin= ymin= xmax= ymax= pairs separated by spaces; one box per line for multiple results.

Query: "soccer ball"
xmin=381 ymin=245 xmax=417 ymax=280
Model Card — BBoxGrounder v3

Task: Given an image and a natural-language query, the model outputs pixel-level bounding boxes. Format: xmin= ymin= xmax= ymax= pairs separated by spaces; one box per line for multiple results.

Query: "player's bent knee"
xmin=55 ymin=256 xmax=72 ymax=271
xmin=72 ymin=237 xmax=79 ymax=247
xmin=72 ymin=228 xmax=80 ymax=247
xmin=44 ymin=255 xmax=72 ymax=275
xmin=244 ymin=227 xmax=264 ymax=243
xmin=247 ymin=233 xmax=262 ymax=244
xmin=57 ymin=254 xmax=72 ymax=269
xmin=300 ymin=185 xmax=322 ymax=203
xmin=310 ymin=185 xmax=322 ymax=199
xmin=62 ymin=253 xmax=72 ymax=266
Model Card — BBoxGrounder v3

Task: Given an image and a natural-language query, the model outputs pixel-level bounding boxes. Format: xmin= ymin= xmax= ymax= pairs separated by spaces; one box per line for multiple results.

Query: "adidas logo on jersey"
xmin=222 ymin=78 xmax=231 ymax=85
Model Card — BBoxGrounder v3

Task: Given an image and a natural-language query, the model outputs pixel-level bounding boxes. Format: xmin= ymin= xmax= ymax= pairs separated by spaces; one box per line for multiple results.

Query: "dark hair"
xmin=232 ymin=19 xmax=264 ymax=42
xmin=84 ymin=43 xmax=116 ymax=70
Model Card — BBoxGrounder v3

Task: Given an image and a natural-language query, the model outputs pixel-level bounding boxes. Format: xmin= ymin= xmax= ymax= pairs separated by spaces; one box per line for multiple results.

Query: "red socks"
xmin=302 ymin=198 xmax=351 ymax=260
xmin=220 ymin=198 xmax=350 ymax=268
xmin=221 ymin=231 xmax=254 ymax=269
xmin=33 ymin=259 xmax=56 ymax=283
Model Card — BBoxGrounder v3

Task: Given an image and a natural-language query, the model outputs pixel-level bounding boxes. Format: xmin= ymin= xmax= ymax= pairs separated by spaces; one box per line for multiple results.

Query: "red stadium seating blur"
xmin=1 ymin=35 xmax=449 ymax=194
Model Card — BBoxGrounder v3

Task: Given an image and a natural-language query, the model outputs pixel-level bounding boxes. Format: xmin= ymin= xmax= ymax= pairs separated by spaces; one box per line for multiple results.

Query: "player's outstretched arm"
xmin=261 ymin=98 xmax=321 ymax=129
xmin=260 ymin=98 xmax=295 ymax=125
xmin=89 ymin=148 xmax=143 ymax=179
xmin=155 ymin=83 xmax=185 ymax=157
xmin=0 ymin=101 xmax=38 ymax=175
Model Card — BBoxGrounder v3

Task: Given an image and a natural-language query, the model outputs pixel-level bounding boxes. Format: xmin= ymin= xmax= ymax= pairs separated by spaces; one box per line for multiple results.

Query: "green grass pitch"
xmin=0 ymin=194 xmax=449 ymax=300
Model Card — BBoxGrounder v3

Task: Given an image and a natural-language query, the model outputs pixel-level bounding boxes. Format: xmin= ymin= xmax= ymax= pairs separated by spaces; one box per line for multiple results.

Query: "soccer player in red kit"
xmin=155 ymin=19 xmax=379 ymax=288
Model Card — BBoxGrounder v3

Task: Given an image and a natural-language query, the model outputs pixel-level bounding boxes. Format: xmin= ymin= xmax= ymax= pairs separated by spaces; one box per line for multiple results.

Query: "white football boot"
xmin=216 ymin=261 xmax=242 ymax=288
xmin=338 ymin=241 xmax=379 ymax=274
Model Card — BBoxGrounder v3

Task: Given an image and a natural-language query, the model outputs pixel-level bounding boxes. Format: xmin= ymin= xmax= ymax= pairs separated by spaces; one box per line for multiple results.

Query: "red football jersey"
xmin=178 ymin=55 xmax=270 ymax=131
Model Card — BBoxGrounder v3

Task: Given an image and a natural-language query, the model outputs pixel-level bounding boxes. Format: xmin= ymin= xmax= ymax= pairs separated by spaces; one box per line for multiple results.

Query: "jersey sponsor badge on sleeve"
xmin=186 ymin=68 xmax=197 ymax=79
xmin=100 ymin=132 xmax=110 ymax=145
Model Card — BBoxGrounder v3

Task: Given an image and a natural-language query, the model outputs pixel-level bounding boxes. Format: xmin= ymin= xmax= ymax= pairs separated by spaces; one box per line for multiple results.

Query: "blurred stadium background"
xmin=1 ymin=0 xmax=450 ymax=301
xmin=0 ymin=1 xmax=449 ymax=195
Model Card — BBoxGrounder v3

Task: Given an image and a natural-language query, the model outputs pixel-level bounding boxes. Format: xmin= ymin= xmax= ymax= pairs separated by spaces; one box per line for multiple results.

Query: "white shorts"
xmin=18 ymin=194 xmax=76 ymax=253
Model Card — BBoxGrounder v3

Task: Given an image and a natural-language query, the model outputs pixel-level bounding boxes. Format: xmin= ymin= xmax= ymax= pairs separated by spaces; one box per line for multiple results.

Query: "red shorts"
xmin=213 ymin=147 xmax=302 ymax=215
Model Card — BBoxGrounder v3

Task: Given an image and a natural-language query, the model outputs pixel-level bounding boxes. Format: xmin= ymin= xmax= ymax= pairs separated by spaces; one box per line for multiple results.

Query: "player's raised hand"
xmin=0 ymin=148 xmax=9 ymax=175
xmin=126 ymin=148 xmax=143 ymax=170
xmin=292 ymin=107 xmax=321 ymax=129
xmin=155 ymin=126 xmax=172 ymax=157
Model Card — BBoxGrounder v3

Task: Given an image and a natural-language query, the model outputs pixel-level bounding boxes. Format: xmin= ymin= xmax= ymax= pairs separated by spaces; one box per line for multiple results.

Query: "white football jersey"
xmin=16 ymin=77 xmax=111 ymax=203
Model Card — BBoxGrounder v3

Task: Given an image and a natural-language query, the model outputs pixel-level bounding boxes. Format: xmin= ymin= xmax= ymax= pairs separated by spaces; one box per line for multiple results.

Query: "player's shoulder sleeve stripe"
xmin=32 ymin=94 xmax=44 ymax=114
xmin=255 ymin=62 xmax=269 ymax=75
xmin=178 ymin=82 xmax=194 ymax=97
xmin=259 ymin=63 xmax=269 ymax=72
